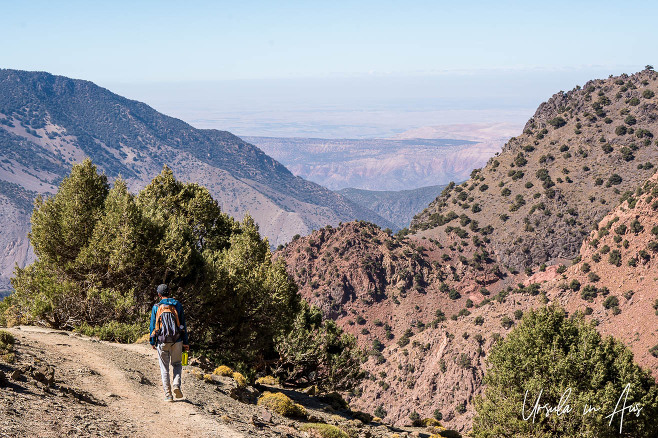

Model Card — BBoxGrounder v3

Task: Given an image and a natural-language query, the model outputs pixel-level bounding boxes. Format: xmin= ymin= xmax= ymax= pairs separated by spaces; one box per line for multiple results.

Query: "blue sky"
xmin=2 ymin=1 xmax=656 ymax=136
xmin=2 ymin=0 xmax=654 ymax=82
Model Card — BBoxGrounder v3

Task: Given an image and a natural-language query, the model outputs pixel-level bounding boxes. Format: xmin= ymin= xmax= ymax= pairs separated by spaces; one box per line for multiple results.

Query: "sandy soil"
xmin=0 ymin=326 xmax=244 ymax=438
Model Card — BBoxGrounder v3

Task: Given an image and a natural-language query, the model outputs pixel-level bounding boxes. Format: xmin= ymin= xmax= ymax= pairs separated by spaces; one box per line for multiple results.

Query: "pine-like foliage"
xmin=472 ymin=306 xmax=658 ymax=438
xmin=274 ymin=302 xmax=365 ymax=391
xmin=3 ymin=160 xmax=302 ymax=367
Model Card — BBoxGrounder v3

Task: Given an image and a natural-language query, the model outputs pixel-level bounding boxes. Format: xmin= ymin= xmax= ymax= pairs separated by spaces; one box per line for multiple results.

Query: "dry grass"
xmin=213 ymin=365 xmax=233 ymax=376
xmin=257 ymin=391 xmax=307 ymax=418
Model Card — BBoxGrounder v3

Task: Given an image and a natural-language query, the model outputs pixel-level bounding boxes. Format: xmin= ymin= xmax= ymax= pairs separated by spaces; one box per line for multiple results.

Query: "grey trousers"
xmin=156 ymin=341 xmax=182 ymax=396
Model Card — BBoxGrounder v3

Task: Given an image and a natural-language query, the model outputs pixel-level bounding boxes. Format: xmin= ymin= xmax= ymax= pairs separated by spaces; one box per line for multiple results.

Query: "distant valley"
xmin=245 ymin=136 xmax=500 ymax=191
xmin=338 ymin=185 xmax=447 ymax=230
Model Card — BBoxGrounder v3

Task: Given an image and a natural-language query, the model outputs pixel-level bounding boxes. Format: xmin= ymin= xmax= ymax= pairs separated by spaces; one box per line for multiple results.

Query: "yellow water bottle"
xmin=182 ymin=351 xmax=188 ymax=366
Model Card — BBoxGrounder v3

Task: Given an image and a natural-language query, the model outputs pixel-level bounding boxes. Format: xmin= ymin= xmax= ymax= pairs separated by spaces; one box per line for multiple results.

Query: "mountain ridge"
xmin=0 ymin=69 xmax=395 ymax=288
xmin=337 ymin=184 xmax=447 ymax=230
xmin=412 ymin=67 xmax=658 ymax=268
xmin=278 ymin=68 xmax=658 ymax=431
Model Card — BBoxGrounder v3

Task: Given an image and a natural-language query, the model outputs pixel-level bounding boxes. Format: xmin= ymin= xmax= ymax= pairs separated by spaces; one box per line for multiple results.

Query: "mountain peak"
xmin=412 ymin=68 xmax=658 ymax=268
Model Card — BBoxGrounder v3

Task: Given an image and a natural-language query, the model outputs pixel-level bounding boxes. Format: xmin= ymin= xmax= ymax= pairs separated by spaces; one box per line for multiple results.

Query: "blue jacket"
xmin=149 ymin=297 xmax=189 ymax=345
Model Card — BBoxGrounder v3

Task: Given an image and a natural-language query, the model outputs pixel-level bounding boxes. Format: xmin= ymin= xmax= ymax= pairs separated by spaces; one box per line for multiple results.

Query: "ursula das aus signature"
xmin=522 ymin=383 xmax=643 ymax=433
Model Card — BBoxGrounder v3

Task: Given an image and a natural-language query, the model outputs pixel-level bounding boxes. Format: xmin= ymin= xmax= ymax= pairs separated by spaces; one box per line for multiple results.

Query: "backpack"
xmin=152 ymin=303 xmax=181 ymax=344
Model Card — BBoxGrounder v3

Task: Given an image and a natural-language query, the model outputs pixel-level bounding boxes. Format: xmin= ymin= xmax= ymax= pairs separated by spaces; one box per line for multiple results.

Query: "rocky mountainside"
xmin=412 ymin=68 xmax=658 ymax=269
xmin=543 ymin=172 xmax=658 ymax=373
xmin=276 ymin=221 xmax=519 ymax=431
xmin=337 ymin=185 xmax=447 ymax=230
xmin=277 ymin=68 xmax=658 ymax=433
xmin=0 ymin=69 xmax=394 ymax=288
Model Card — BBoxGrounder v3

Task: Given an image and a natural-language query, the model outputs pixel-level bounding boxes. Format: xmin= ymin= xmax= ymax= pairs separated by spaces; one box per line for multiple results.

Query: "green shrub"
xmin=607 ymin=174 xmax=622 ymax=186
xmin=0 ymin=329 xmax=15 ymax=364
xmin=603 ymin=296 xmax=619 ymax=309
xmin=650 ymin=345 xmax=658 ymax=358
xmin=213 ymin=365 xmax=233 ymax=376
xmin=0 ymin=330 xmax=14 ymax=346
xmin=615 ymin=125 xmax=628 ymax=135
xmin=473 ymin=306 xmax=658 ymax=437
xmin=448 ymin=289 xmax=461 ymax=300
xmin=548 ymin=117 xmax=566 ymax=128
xmin=581 ymin=285 xmax=598 ymax=302
xmin=514 ymin=153 xmax=528 ymax=167
xmin=621 ymin=146 xmax=635 ymax=161
xmin=255 ymin=375 xmax=280 ymax=386
xmin=457 ymin=353 xmax=472 ymax=368
xmin=232 ymin=372 xmax=247 ymax=389
xmin=569 ymin=279 xmax=581 ymax=291
xmin=275 ymin=302 xmax=364 ymax=391
xmin=76 ymin=321 xmax=145 ymax=343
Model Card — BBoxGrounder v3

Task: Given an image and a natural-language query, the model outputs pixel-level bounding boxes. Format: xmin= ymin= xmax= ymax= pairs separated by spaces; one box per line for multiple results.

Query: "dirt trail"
xmin=6 ymin=326 xmax=245 ymax=438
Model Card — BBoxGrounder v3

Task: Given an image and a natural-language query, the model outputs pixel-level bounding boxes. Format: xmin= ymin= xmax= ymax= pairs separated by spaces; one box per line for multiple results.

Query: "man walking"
xmin=150 ymin=284 xmax=189 ymax=401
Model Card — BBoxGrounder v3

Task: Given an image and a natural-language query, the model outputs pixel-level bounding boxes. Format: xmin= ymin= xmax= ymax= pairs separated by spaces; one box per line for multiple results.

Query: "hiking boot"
xmin=173 ymin=386 xmax=184 ymax=399
xmin=165 ymin=394 xmax=174 ymax=402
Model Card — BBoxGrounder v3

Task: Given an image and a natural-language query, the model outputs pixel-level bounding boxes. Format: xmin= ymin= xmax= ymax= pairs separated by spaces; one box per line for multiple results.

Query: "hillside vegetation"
xmin=544 ymin=172 xmax=658 ymax=371
xmin=413 ymin=67 xmax=658 ymax=268
xmin=0 ymin=68 xmax=394 ymax=288
xmin=279 ymin=68 xmax=658 ymax=431
xmin=1 ymin=160 xmax=362 ymax=390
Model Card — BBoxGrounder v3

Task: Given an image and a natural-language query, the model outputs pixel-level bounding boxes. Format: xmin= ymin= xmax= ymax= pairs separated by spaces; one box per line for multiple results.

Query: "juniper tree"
xmin=473 ymin=306 xmax=658 ymax=438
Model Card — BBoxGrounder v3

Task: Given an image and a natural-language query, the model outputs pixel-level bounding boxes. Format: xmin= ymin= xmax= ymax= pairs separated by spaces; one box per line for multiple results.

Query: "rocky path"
xmin=1 ymin=326 xmax=244 ymax=437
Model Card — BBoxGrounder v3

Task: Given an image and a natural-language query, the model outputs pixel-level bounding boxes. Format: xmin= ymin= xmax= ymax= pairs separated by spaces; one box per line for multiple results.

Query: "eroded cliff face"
xmin=277 ymin=220 xmax=517 ymax=431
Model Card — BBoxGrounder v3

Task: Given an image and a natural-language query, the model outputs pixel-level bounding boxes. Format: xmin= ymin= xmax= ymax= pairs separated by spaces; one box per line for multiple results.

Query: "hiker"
xmin=150 ymin=284 xmax=189 ymax=401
